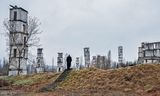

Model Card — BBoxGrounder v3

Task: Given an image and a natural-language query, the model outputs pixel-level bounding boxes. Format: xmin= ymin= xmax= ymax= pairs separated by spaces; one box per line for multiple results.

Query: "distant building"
xmin=76 ymin=57 xmax=80 ymax=70
xmin=107 ymin=50 xmax=111 ymax=69
xmin=91 ymin=55 xmax=110 ymax=69
xmin=8 ymin=5 xmax=28 ymax=76
xmin=91 ymin=56 xmax=97 ymax=67
xmin=57 ymin=52 xmax=63 ymax=72
xmin=63 ymin=53 xmax=68 ymax=70
xmin=138 ymin=42 xmax=160 ymax=64
xmin=84 ymin=47 xmax=90 ymax=68
xmin=79 ymin=56 xmax=83 ymax=70
xmin=118 ymin=46 xmax=123 ymax=66
xmin=36 ymin=48 xmax=45 ymax=73
xmin=97 ymin=55 xmax=106 ymax=69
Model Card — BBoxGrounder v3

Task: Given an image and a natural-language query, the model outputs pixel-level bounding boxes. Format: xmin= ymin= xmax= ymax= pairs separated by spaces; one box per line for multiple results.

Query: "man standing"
xmin=66 ymin=55 xmax=72 ymax=70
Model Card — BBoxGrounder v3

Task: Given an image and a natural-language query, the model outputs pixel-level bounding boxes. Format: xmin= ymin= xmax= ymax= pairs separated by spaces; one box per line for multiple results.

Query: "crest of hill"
xmin=59 ymin=64 xmax=160 ymax=95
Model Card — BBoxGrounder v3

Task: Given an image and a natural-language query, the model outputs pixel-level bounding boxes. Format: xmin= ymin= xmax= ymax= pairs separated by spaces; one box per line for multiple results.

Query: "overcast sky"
xmin=1 ymin=0 xmax=160 ymax=65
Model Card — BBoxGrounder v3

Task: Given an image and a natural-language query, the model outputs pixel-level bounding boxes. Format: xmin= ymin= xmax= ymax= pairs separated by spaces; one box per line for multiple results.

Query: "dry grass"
xmin=2 ymin=72 xmax=60 ymax=92
xmin=1 ymin=64 xmax=160 ymax=96
xmin=59 ymin=64 xmax=160 ymax=95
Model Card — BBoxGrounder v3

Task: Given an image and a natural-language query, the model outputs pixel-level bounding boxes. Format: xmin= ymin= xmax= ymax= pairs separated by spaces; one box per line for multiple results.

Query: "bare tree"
xmin=3 ymin=17 xmax=41 ymax=75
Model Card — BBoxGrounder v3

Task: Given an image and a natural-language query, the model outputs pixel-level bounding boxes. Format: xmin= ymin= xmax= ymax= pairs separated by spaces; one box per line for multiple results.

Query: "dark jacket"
xmin=67 ymin=55 xmax=72 ymax=63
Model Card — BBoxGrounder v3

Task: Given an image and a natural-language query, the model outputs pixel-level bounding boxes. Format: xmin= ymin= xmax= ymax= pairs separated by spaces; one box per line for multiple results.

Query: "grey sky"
xmin=1 ymin=0 xmax=160 ymax=65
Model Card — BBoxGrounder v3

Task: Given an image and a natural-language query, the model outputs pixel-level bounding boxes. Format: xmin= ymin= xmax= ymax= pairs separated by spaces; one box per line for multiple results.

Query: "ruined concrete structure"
xmin=107 ymin=50 xmax=111 ymax=67
xmin=76 ymin=57 xmax=80 ymax=70
xmin=118 ymin=46 xmax=123 ymax=65
xmin=84 ymin=47 xmax=90 ymax=68
xmin=91 ymin=55 xmax=111 ymax=69
xmin=138 ymin=42 xmax=160 ymax=64
xmin=57 ymin=53 xmax=63 ymax=72
xmin=36 ymin=48 xmax=45 ymax=73
xmin=91 ymin=56 xmax=97 ymax=67
xmin=97 ymin=55 xmax=106 ymax=69
xmin=8 ymin=5 xmax=28 ymax=76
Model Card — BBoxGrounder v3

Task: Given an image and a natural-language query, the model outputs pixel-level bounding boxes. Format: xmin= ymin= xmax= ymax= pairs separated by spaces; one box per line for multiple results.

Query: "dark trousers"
xmin=67 ymin=63 xmax=71 ymax=70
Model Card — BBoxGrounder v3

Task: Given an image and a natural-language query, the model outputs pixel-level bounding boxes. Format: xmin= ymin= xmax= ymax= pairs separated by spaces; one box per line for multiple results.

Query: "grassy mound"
xmin=58 ymin=64 xmax=160 ymax=95
xmin=1 ymin=64 xmax=160 ymax=95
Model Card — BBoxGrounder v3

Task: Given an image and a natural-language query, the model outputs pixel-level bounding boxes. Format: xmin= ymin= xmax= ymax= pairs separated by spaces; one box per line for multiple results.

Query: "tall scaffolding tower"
xmin=84 ymin=47 xmax=90 ymax=68
xmin=118 ymin=46 xmax=123 ymax=65
xmin=36 ymin=48 xmax=45 ymax=73
xmin=57 ymin=52 xmax=63 ymax=72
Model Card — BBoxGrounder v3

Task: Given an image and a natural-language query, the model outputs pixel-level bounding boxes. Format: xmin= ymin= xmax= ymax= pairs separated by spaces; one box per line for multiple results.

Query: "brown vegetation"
xmin=1 ymin=64 xmax=160 ymax=96
xmin=0 ymin=79 xmax=10 ymax=87
xmin=58 ymin=64 xmax=160 ymax=95
xmin=2 ymin=72 xmax=60 ymax=92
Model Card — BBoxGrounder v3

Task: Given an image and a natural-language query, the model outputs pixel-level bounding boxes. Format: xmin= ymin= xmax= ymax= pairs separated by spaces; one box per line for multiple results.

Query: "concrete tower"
xmin=91 ymin=56 xmax=97 ymax=67
xmin=36 ymin=48 xmax=45 ymax=73
xmin=76 ymin=57 xmax=80 ymax=70
xmin=84 ymin=47 xmax=90 ymax=68
xmin=118 ymin=46 xmax=123 ymax=65
xmin=8 ymin=5 xmax=28 ymax=76
xmin=57 ymin=53 xmax=63 ymax=72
